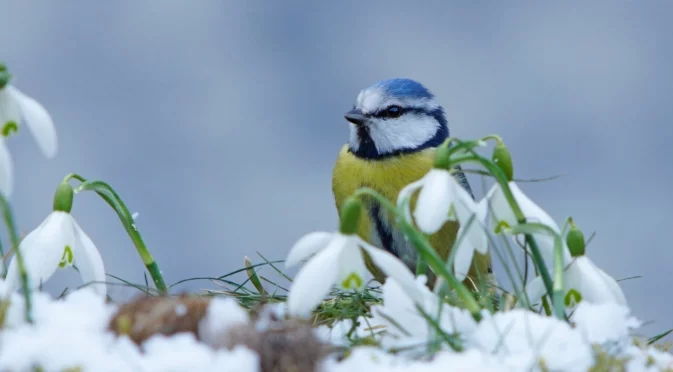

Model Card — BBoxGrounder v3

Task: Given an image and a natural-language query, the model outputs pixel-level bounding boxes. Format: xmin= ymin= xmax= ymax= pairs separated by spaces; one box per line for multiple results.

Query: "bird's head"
xmin=344 ymin=78 xmax=449 ymax=159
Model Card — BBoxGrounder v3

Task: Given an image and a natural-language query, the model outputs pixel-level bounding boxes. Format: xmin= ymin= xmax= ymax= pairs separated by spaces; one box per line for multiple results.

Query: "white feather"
xmin=348 ymin=123 xmax=360 ymax=152
xmin=357 ymin=88 xmax=384 ymax=114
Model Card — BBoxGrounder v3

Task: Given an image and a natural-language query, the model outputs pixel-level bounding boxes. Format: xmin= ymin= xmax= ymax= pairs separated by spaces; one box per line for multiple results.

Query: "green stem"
xmin=415 ymin=255 xmax=427 ymax=277
xmin=73 ymin=179 xmax=167 ymax=294
xmin=0 ymin=194 xmax=20 ymax=260
xmin=0 ymin=194 xmax=32 ymax=323
xmin=481 ymin=134 xmax=504 ymax=145
xmin=506 ymin=223 xmax=565 ymax=320
xmin=353 ymin=188 xmax=483 ymax=321
xmin=442 ymin=138 xmax=486 ymax=158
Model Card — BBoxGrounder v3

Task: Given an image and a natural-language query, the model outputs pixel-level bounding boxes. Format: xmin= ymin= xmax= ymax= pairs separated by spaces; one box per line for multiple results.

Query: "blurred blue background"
xmin=2 ymin=1 xmax=672 ymax=337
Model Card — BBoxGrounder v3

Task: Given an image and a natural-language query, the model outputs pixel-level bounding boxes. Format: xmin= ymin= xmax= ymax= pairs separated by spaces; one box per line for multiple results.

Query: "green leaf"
xmin=648 ymin=329 xmax=673 ymax=345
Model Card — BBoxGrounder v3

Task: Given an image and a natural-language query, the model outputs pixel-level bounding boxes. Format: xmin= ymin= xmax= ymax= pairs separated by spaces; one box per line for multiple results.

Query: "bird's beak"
xmin=344 ymin=109 xmax=368 ymax=126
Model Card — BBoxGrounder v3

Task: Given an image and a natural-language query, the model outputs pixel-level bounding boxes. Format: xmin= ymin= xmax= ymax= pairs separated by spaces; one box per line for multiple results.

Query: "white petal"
xmin=453 ymin=191 xmax=489 ymax=255
xmin=510 ymin=181 xmax=572 ymax=265
xmin=0 ymin=140 xmax=13 ymax=198
xmin=453 ymin=233 xmax=475 ymax=282
xmin=483 ymin=183 xmax=517 ymax=227
xmin=476 ymin=197 xmax=489 ymax=222
xmin=72 ymin=219 xmax=107 ymax=297
xmin=509 ymin=182 xmax=564 ymax=237
xmin=567 ymin=257 xmax=626 ymax=305
xmin=596 ymin=268 xmax=627 ymax=306
xmin=4 ymin=212 xmax=74 ymax=291
xmin=285 ymin=231 xmax=332 ymax=268
xmin=7 ymin=86 xmax=58 ymax=158
xmin=377 ymin=277 xmax=427 ymax=338
xmin=414 ymin=169 xmax=452 ymax=234
xmin=488 ymin=182 xmax=571 ymax=266
xmin=0 ymin=87 xmax=21 ymax=129
xmin=450 ymin=176 xmax=479 ymax=216
xmin=287 ymin=238 xmax=343 ymax=317
xmin=336 ymin=239 xmax=367 ymax=290
xmin=359 ymin=238 xmax=423 ymax=305
xmin=469 ymin=226 xmax=489 ymax=255
xmin=397 ymin=178 xmax=425 ymax=222
xmin=565 ymin=258 xmax=610 ymax=303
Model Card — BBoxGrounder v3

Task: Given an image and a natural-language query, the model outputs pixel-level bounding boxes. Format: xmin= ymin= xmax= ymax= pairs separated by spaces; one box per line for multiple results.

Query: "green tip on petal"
xmin=339 ymin=197 xmax=362 ymax=235
xmin=2 ymin=121 xmax=18 ymax=138
xmin=53 ymin=182 xmax=75 ymax=213
xmin=494 ymin=220 xmax=511 ymax=234
xmin=492 ymin=140 xmax=514 ymax=182
xmin=341 ymin=272 xmax=363 ymax=289
xmin=433 ymin=146 xmax=451 ymax=170
xmin=565 ymin=288 xmax=582 ymax=306
xmin=566 ymin=217 xmax=586 ymax=257
xmin=59 ymin=245 xmax=74 ymax=268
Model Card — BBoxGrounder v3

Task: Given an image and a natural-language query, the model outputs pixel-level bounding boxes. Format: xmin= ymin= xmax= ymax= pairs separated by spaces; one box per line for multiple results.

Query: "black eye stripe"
xmin=374 ymin=105 xmax=405 ymax=119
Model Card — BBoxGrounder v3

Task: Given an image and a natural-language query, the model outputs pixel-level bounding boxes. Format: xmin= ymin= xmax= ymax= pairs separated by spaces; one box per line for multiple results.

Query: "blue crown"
xmin=372 ymin=78 xmax=434 ymax=100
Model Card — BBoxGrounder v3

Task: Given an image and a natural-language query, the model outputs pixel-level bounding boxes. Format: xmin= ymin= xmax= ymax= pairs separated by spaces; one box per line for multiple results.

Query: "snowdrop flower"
xmin=0 ymin=63 xmax=58 ymax=197
xmin=526 ymin=255 xmax=627 ymax=308
xmin=478 ymin=181 xmax=572 ymax=270
xmin=527 ymin=220 xmax=627 ymax=307
xmin=4 ymin=182 xmax=106 ymax=297
xmin=398 ymin=166 xmax=488 ymax=281
xmin=285 ymin=197 xmax=421 ymax=317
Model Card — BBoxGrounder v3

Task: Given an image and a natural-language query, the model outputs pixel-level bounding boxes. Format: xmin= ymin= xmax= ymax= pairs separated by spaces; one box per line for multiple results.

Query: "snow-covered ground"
xmin=0 ymin=278 xmax=671 ymax=372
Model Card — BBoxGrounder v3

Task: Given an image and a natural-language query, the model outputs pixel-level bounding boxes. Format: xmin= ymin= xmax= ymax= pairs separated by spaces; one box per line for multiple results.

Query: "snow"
xmin=0 ymin=278 xmax=671 ymax=371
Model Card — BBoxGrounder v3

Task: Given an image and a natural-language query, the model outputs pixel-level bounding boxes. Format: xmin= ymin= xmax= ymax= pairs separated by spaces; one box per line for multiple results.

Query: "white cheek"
xmin=348 ymin=123 xmax=360 ymax=151
xmin=367 ymin=114 xmax=439 ymax=154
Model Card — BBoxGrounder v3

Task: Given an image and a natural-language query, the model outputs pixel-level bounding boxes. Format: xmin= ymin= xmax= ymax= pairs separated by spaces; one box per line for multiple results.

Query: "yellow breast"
xmin=331 ymin=144 xmax=491 ymax=287
xmin=332 ymin=144 xmax=436 ymax=209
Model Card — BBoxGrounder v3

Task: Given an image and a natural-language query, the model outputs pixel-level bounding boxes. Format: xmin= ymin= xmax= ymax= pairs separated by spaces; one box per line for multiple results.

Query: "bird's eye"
xmin=385 ymin=105 xmax=402 ymax=118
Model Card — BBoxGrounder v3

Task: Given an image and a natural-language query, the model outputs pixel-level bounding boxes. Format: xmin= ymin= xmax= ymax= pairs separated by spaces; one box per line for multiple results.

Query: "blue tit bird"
xmin=331 ymin=78 xmax=492 ymax=288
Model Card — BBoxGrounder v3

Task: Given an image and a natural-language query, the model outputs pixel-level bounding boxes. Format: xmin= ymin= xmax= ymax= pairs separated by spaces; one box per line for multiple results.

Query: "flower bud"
xmin=566 ymin=218 xmax=585 ymax=257
xmin=339 ymin=197 xmax=362 ymax=235
xmin=53 ymin=182 xmax=74 ymax=213
xmin=492 ymin=140 xmax=514 ymax=182
xmin=433 ymin=145 xmax=451 ymax=170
